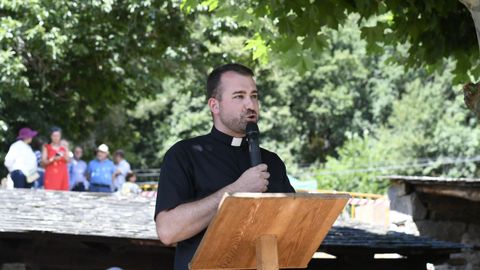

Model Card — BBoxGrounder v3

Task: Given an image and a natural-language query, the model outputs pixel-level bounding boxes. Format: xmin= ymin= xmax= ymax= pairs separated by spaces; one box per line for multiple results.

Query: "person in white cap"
xmin=86 ymin=144 xmax=116 ymax=192
xmin=4 ymin=127 xmax=39 ymax=188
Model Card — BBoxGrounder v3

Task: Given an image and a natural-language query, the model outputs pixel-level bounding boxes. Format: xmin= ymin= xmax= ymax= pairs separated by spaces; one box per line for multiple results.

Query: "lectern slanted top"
xmin=190 ymin=192 xmax=350 ymax=269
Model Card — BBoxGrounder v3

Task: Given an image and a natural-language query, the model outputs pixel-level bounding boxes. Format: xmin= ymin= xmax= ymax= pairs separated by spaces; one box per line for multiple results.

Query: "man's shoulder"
xmin=260 ymin=148 xmax=288 ymax=170
xmin=102 ymin=159 xmax=116 ymax=171
xmin=260 ymin=147 xmax=282 ymax=161
xmin=166 ymin=134 xmax=210 ymax=154
xmin=88 ymin=159 xmax=113 ymax=166
xmin=119 ymin=159 xmax=130 ymax=167
xmin=180 ymin=133 xmax=211 ymax=145
xmin=87 ymin=159 xmax=99 ymax=168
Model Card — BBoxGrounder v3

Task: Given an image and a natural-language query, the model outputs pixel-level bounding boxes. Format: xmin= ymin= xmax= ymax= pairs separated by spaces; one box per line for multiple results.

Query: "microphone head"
xmin=245 ymin=122 xmax=259 ymax=136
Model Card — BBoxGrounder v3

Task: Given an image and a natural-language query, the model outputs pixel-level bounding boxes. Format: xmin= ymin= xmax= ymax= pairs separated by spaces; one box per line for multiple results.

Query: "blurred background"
xmin=2 ymin=0 xmax=480 ymax=195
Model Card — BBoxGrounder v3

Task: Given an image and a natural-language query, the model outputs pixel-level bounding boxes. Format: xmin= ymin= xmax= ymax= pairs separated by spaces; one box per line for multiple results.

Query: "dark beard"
xmin=218 ymin=108 xmax=258 ymax=135
xmin=220 ymin=116 xmax=256 ymax=135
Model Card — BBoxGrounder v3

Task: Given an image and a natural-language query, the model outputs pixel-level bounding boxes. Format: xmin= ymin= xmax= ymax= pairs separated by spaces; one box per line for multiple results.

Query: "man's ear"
xmin=208 ymin=98 xmax=219 ymax=114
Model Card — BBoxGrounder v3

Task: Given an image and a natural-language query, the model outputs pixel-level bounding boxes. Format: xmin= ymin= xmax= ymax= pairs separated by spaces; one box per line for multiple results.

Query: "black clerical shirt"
xmin=154 ymin=126 xmax=295 ymax=270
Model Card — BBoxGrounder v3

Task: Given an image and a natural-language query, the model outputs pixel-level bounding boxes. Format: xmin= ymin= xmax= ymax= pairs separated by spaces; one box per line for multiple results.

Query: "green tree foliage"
xmin=2 ymin=1 xmax=479 ymax=196
xmin=125 ymin=13 xmax=257 ymax=167
xmin=183 ymin=0 xmax=480 ymax=82
xmin=127 ymin=70 xmax=211 ymax=168
xmin=0 ymin=0 xmax=194 ymax=149
xmin=253 ymin=16 xmax=409 ymax=166
xmin=314 ymin=132 xmax=391 ymax=193
xmin=376 ymin=62 xmax=480 ymax=178
xmin=315 ymin=60 xmax=480 ymax=193
xmin=128 ymin=13 xmax=480 ymax=195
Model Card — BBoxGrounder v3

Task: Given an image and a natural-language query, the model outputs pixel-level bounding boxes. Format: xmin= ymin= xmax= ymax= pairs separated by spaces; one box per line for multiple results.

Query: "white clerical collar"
xmin=231 ymin=137 xmax=243 ymax=147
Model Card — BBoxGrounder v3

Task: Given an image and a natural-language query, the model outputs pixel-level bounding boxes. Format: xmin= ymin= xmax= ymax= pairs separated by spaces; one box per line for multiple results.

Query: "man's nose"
xmin=244 ymin=96 xmax=256 ymax=109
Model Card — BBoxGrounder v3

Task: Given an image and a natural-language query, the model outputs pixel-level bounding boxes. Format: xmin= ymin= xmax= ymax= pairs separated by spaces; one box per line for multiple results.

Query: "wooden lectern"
xmin=190 ymin=192 xmax=350 ymax=270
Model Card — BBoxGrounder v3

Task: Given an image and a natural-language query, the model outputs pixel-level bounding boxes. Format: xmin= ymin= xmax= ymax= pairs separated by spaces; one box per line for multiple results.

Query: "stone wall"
xmin=388 ymin=181 xmax=480 ymax=270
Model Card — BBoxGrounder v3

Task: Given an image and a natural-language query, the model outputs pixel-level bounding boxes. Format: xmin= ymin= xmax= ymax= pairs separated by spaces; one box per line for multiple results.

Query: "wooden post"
xmin=256 ymin=235 xmax=279 ymax=270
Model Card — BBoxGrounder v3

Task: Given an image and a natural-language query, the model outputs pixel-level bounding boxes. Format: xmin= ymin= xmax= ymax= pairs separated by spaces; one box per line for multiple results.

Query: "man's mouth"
xmin=243 ymin=109 xmax=258 ymax=122
xmin=245 ymin=114 xmax=257 ymax=121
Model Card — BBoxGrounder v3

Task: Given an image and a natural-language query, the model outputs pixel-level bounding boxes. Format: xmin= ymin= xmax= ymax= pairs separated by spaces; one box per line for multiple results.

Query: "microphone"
xmin=246 ymin=122 xmax=261 ymax=167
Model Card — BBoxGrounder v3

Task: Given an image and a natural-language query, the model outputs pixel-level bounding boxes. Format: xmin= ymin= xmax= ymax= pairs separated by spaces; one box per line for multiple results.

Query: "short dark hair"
xmin=126 ymin=171 xmax=136 ymax=182
xmin=114 ymin=149 xmax=125 ymax=158
xmin=206 ymin=63 xmax=254 ymax=100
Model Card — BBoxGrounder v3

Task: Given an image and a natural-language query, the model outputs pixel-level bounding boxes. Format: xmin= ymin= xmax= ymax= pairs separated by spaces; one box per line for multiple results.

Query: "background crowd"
xmin=2 ymin=126 xmax=141 ymax=195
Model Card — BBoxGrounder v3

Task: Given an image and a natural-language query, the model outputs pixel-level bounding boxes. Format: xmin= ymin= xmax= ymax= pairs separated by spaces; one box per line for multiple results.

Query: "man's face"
xmin=74 ymin=147 xmax=83 ymax=159
xmin=211 ymin=71 xmax=259 ymax=136
xmin=96 ymin=151 xmax=108 ymax=161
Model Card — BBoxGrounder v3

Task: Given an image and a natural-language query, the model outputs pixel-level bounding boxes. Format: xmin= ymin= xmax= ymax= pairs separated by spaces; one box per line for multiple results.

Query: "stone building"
xmin=385 ymin=175 xmax=480 ymax=270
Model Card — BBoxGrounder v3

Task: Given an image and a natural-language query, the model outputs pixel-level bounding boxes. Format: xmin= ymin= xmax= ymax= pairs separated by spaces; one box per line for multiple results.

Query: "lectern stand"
xmin=190 ymin=192 xmax=350 ymax=269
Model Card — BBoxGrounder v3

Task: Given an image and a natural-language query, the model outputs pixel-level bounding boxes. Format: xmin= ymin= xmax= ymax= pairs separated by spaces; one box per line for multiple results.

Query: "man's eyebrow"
xmin=231 ymin=90 xmax=258 ymax=95
xmin=232 ymin=90 xmax=246 ymax=95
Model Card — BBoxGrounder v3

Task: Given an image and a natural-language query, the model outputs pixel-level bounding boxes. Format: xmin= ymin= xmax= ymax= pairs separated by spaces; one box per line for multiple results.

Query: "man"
xmin=112 ymin=149 xmax=131 ymax=191
xmin=70 ymin=146 xmax=88 ymax=191
xmin=4 ymin=127 xmax=39 ymax=188
xmin=154 ymin=63 xmax=295 ymax=270
xmin=86 ymin=144 xmax=116 ymax=192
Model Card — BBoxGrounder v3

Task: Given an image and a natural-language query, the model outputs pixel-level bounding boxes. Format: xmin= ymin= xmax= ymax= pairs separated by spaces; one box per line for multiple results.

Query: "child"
xmin=121 ymin=171 xmax=141 ymax=195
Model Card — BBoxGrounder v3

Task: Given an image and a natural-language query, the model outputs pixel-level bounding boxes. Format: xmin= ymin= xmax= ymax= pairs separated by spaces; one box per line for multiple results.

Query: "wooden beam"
xmin=415 ymin=185 xmax=480 ymax=202
xmin=256 ymin=235 xmax=279 ymax=270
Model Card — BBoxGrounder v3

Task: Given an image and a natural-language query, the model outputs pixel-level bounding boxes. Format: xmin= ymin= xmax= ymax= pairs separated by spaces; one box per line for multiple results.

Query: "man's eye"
xmin=252 ymin=95 xmax=258 ymax=99
xmin=233 ymin=95 xmax=243 ymax=99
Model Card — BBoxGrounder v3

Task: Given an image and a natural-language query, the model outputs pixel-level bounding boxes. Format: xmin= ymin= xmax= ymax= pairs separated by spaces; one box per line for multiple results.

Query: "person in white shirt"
xmin=70 ymin=146 xmax=89 ymax=191
xmin=113 ymin=149 xmax=131 ymax=191
xmin=4 ymin=127 xmax=39 ymax=188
